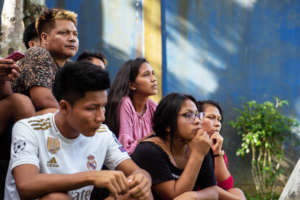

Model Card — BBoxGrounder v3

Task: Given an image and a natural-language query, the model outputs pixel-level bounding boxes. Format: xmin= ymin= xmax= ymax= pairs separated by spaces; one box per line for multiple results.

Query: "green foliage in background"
xmin=231 ymin=98 xmax=298 ymax=200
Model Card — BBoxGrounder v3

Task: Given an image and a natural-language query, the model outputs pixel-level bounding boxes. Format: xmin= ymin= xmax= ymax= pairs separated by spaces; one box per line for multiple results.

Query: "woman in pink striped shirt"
xmin=105 ymin=58 xmax=157 ymax=154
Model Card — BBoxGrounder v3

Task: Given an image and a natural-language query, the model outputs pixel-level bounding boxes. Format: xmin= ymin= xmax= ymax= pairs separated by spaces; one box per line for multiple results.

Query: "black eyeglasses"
xmin=179 ymin=111 xmax=204 ymax=123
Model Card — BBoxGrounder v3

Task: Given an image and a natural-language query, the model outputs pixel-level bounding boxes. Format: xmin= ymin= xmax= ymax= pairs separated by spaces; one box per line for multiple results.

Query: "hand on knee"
xmin=228 ymin=188 xmax=246 ymax=200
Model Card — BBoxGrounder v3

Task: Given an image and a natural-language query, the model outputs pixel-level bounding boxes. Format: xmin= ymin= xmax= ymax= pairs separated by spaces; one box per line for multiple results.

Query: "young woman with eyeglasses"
xmin=197 ymin=100 xmax=246 ymax=200
xmin=132 ymin=93 xmax=218 ymax=200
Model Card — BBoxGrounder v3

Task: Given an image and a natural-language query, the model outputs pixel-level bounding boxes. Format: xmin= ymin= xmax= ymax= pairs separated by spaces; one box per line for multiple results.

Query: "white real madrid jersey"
xmin=4 ymin=113 xmax=129 ymax=200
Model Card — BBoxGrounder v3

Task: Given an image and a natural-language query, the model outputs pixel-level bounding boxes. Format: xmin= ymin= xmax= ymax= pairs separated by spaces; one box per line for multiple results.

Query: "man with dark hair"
xmin=12 ymin=8 xmax=79 ymax=114
xmin=23 ymin=21 xmax=40 ymax=49
xmin=77 ymin=51 xmax=107 ymax=69
xmin=5 ymin=62 xmax=153 ymax=200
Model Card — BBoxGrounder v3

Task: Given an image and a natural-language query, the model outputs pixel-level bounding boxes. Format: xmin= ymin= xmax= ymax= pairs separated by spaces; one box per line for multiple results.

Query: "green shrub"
xmin=231 ymin=98 xmax=298 ymax=200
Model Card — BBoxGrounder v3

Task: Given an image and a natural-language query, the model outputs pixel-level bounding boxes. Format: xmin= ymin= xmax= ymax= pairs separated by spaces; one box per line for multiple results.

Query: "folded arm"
xmin=13 ymin=164 xmax=92 ymax=199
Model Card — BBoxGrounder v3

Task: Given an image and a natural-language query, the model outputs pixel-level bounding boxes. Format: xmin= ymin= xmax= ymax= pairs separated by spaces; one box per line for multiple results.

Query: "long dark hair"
xmin=105 ymin=57 xmax=148 ymax=136
xmin=152 ymin=93 xmax=197 ymax=151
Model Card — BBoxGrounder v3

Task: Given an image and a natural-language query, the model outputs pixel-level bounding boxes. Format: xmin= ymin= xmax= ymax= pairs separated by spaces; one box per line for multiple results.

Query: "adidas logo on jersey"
xmin=47 ymin=157 xmax=59 ymax=168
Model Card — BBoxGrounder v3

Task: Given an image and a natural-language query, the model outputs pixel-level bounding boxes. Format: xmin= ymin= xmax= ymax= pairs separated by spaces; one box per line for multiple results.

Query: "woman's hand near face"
xmin=210 ymin=132 xmax=223 ymax=155
xmin=188 ymin=129 xmax=211 ymax=156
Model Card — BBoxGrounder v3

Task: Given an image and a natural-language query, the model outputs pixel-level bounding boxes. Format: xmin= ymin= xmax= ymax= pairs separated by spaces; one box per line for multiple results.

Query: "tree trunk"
xmin=0 ymin=0 xmax=24 ymax=57
xmin=0 ymin=0 xmax=46 ymax=57
xmin=23 ymin=0 xmax=46 ymax=27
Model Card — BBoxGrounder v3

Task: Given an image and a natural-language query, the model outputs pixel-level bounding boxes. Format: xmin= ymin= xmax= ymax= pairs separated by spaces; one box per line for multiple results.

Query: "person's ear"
xmin=40 ymin=32 xmax=48 ymax=45
xmin=28 ymin=41 xmax=35 ymax=48
xmin=59 ymin=100 xmax=71 ymax=114
xmin=129 ymin=81 xmax=136 ymax=91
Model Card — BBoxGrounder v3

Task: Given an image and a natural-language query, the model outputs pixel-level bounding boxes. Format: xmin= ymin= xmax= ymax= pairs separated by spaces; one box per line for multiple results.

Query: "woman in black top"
xmin=132 ymin=93 xmax=218 ymax=200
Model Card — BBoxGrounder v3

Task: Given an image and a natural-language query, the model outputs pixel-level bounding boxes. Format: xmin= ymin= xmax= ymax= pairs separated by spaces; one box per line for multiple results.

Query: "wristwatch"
xmin=213 ymin=150 xmax=224 ymax=157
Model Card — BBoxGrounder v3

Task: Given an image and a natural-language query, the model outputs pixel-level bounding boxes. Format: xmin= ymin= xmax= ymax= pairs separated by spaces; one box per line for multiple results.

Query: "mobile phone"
xmin=5 ymin=51 xmax=25 ymax=61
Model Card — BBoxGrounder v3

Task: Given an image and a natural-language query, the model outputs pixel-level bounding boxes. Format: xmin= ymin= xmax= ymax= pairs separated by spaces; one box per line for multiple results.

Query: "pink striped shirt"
xmin=118 ymin=96 xmax=157 ymax=154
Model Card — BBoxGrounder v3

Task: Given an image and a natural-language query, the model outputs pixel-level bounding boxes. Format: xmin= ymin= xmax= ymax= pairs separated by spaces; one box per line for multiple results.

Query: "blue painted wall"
xmin=46 ymin=0 xmax=144 ymax=79
xmin=46 ymin=0 xmax=300 ymax=190
xmin=162 ymin=0 xmax=300 ymax=189
xmin=0 ymin=0 xmax=295 ymax=191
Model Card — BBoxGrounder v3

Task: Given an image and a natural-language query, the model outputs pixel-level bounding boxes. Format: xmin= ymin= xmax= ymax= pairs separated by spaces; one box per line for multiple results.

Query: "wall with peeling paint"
xmin=162 ymin=0 xmax=300 ymax=191
xmin=0 ymin=0 xmax=299 ymax=193
xmin=40 ymin=0 xmax=300 ymax=192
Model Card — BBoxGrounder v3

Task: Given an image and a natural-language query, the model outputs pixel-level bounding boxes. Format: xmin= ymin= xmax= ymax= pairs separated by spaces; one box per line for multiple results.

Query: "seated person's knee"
xmin=228 ymin=187 xmax=246 ymax=199
xmin=8 ymin=93 xmax=32 ymax=107
xmin=7 ymin=93 xmax=35 ymax=120
xmin=40 ymin=192 xmax=72 ymax=200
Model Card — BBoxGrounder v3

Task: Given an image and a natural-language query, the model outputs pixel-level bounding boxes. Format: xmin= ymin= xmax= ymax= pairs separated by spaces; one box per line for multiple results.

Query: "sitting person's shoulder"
xmin=119 ymin=96 xmax=136 ymax=113
xmin=120 ymin=96 xmax=132 ymax=105
xmin=13 ymin=112 xmax=54 ymax=134
xmin=18 ymin=47 xmax=55 ymax=68
xmin=24 ymin=46 xmax=51 ymax=58
xmin=147 ymin=98 xmax=157 ymax=112
xmin=134 ymin=137 xmax=166 ymax=157
xmin=147 ymin=98 xmax=157 ymax=106
xmin=95 ymin=124 xmax=111 ymax=134
xmin=94 ymin=124 xmax=119 ymax=140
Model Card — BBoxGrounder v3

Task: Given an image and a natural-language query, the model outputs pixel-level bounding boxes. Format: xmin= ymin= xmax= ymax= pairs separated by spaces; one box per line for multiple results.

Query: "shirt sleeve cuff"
xmin=217 ymin=175 xmax=234 ymax=190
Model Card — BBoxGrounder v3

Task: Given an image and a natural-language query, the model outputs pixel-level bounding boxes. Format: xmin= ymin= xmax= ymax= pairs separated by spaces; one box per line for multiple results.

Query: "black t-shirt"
xmin=132 ymin=141 xmax=216 ymax=200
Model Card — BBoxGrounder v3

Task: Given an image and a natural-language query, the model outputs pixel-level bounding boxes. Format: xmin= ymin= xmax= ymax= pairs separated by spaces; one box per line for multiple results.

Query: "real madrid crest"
xmin=47 ymin=137 xmax=60 ymax=154
xmin=87 ymin=155 xmax=97 ymax=171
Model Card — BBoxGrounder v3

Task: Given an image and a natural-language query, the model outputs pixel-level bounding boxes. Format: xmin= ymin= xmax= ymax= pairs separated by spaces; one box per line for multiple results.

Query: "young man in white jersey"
xmin=4 ymin=62 xmax=153 ymax=200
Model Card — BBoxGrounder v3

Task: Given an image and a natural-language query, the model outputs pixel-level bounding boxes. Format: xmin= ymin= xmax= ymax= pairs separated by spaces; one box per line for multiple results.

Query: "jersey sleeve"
xmin=10 ymin=121 xmax=40 ymax=170
xmin=104 ymin=130 xmax=130 ymax=170
xmin=118 ymin=98 xmax=137 ymax=154
xmin=131 ymin=142 xmax=175 ymax=185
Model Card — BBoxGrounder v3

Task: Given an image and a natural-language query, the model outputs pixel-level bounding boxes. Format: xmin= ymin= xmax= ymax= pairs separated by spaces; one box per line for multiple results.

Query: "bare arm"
xmin=29 ymin=86 xmax=59 ymax=111
xmin=116 ymin=159 xmax=153 ymax=200
xmin=196 ymin=186 xmax=219 ymax=200
xmin=214 ymin=154 xmax=231 ymax=181
xmin=13 ymin=164 xmax=133 ymax=200
xmin=211 ymin=133 xmax=246 ymax=200
xmin=153 ymin=130 xmax=212 ymax=199
xmin=210 ymin=133 xmax=231 ymax=181
xmin=152 ymin=153 xmax=205 ymax=199
xmin=13 ymin=164 xmax=92 ymax=199
xmin=217 ymin=187 xmax=246 ymax=200
xmin=0 ymin=80 xmax=13 ymax=98
xmin=174 ymin=186 xmax=218 ymax=200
